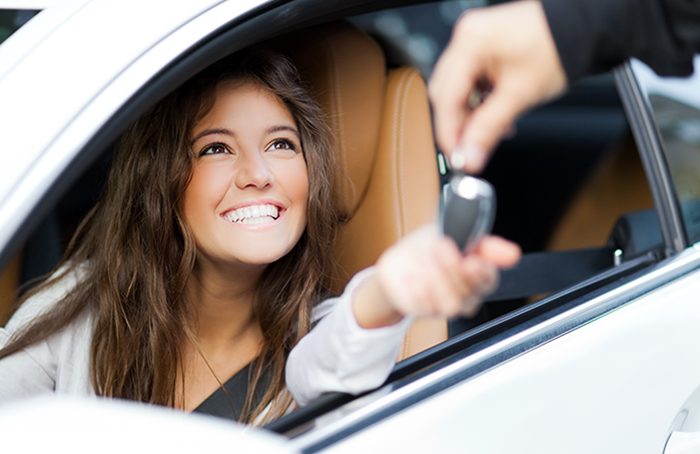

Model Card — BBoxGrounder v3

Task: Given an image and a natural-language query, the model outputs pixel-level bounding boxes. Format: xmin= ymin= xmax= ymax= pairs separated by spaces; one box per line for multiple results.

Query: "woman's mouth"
xmin=221 ymin=204 xmax=280 ymax=224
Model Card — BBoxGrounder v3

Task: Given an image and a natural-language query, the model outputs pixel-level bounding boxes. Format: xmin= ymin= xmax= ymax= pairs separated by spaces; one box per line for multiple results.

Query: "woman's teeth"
xmin=223 ymin=204 xmax=279 ymax=224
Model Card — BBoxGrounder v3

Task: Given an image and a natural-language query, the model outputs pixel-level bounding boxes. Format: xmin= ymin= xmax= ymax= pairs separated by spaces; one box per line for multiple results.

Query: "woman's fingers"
xmin=375 ymin=228 xmax=521 ymax=319
xmin=431 ymin=238 xmax=471 ymax=317
xmin=473 ymin=235 xmax=522 ymax=268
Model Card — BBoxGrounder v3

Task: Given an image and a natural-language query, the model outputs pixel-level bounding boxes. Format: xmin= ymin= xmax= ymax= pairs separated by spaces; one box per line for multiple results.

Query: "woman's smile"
xmin=220 ymin=199 xmax=285 ymax=228
xmin=184 ymin=79 xmax=309 ymax=269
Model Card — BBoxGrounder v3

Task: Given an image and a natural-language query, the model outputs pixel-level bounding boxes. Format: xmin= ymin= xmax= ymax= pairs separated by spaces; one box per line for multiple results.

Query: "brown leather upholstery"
xmin=272 ymin=22 xmax=447 ymax=359
xmin=0 ymin=253 xmax=20 ymax=325
xmin=547 ymin=134 xmax=653 ymax=251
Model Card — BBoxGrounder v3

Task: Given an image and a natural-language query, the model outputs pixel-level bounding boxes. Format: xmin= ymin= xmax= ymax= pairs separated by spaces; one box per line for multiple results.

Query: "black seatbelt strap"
xmin=484 ymin=247 xmax=616 ymax=301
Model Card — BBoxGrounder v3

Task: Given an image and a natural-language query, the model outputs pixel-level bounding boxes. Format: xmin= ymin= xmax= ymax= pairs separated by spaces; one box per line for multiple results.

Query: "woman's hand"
xmin=352 ymin=225 xmax=521 ymax=329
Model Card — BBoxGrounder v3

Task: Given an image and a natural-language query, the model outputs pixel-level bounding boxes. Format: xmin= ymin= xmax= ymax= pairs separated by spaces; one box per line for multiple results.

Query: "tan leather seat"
xmin=547 ymin=133 xmax=653 ymax=251
xmin=271 ymin=22 xmax=447 ymax=360
xmin=0 ymin=253 xmax=20 ymax=325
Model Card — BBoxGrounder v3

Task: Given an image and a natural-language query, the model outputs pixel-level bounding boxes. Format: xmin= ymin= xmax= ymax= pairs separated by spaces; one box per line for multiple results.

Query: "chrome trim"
xmin=287 ymin=246 xmax=700 ymax=452
xmin=0 ymin=0 xmax=270 ymax=260
xmin=614 ymin=62 xmax=687 ymax=254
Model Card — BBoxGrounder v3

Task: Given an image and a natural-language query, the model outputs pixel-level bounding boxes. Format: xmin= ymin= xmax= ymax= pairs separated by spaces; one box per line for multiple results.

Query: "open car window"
xmin=0 ymin=0 xmax=692 ymax=451
xmin=1 ymin=0 xmax=662 ymax=336
xmin=348 ymin=2 xmax=662 ymax=337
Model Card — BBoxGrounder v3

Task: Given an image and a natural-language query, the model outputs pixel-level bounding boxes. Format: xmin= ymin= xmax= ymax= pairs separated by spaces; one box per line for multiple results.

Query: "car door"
xmin=275 ymin=58 xmax=700 ymax=454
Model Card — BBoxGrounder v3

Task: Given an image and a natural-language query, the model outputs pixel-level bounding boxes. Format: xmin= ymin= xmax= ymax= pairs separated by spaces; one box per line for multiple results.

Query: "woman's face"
xmin=184 ymin=80 xmax=309 ymax=271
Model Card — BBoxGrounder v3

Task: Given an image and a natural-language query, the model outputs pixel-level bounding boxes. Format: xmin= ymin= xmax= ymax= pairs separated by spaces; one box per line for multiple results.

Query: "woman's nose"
xmin=234 ymin=150 xmax=274 ymax=189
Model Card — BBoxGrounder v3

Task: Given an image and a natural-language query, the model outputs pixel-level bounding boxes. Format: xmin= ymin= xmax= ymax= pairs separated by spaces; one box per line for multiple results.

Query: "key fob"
xmin=441 ymin=173 xmax=495 ymax=252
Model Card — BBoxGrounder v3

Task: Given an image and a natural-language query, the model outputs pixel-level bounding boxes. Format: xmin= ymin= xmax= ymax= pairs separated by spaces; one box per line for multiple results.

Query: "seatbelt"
xmin=484 ymin=247 xmax=615 ymax=302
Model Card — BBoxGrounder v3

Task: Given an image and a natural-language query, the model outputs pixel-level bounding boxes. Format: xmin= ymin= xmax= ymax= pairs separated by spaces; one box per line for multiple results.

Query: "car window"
xmin=631 ymin=57 xmax=700 ymax=245
xmin=0 ymin=0 xmax=661 ymax=333
xmin=0 ymin=9 xmax=38 ymax=44
xmin=352 ymin=1 xmax=658 ymax=332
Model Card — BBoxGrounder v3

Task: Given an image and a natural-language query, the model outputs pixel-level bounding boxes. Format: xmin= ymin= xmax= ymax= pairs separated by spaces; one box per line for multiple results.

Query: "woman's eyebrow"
xmin=267 ymin=125 xmax=300 ymax=137
xmin=190 ymin=128 xmax=235 ymax=145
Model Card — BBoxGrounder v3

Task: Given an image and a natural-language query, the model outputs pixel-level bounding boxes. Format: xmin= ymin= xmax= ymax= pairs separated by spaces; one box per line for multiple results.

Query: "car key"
xmin=441 ymin=172 xmax=495 ymax=252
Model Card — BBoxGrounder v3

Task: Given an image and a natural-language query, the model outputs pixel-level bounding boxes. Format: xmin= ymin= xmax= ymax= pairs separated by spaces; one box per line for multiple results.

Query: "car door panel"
xmin=322 ymin=247 xmax=700 ymax=453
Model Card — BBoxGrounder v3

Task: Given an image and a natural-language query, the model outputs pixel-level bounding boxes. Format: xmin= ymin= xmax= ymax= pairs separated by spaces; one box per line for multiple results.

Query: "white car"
xmin=1 ymin=1 xmax=700 ymax=453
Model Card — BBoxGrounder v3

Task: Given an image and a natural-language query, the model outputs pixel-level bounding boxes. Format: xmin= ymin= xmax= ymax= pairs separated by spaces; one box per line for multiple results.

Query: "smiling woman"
xmin=0 ymin=49 xmax=342 ymax=423
xmin=0 ymin=44 xmax=516 ymax=425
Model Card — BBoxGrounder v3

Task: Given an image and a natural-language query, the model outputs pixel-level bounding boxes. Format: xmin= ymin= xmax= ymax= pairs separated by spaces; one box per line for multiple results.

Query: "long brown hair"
xmin=0 ymin=49 xmax=339 ymax=423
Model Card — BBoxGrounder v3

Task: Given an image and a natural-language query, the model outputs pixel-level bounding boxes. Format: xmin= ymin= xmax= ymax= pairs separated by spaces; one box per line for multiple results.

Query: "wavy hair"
xmin=0 ymin=49 xmax=339 ymax=423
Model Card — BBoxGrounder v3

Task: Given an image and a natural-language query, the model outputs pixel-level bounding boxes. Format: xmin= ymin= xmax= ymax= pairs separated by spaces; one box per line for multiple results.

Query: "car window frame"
xmin=613 ymin=61 xmax=689 ymax=254
xmin=0 ymin=0 xmax=694 ymax=449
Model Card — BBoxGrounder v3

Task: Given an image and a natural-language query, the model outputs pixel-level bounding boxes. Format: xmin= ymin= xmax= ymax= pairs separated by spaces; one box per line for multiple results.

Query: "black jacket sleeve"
xmin=541 ymin=0 xmax=700 ymax=82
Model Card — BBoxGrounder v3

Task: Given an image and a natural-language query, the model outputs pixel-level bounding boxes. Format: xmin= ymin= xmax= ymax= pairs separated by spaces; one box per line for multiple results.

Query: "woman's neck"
xmin=187 ymin=258 xmax=264 ymax=352
xmin=178 ymin=259 xmax=265 ymax=411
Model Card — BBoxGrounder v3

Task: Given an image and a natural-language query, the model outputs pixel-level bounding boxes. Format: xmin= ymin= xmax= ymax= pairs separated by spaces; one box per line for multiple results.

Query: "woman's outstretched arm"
xmin=353 ymin=227 xmax=520 ymax=328
xmin=286 ymin=226 xmax=520 ymax=406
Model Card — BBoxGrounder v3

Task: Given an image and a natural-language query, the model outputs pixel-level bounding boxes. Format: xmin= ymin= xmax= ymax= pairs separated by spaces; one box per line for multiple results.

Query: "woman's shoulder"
xmin=4 ymin=263 xmax=89 ymax=333
xmin=0 ymin=263 xmax=94 ymax=400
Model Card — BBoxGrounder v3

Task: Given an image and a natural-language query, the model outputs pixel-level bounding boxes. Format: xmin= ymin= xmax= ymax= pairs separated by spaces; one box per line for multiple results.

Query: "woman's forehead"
xmin=191 ymin=79 xmax=296 ymax=139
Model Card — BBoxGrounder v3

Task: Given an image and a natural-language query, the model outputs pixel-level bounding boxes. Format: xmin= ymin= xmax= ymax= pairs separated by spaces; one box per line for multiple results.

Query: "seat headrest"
xmin=269 ymin=22 xmax=386 ymax=218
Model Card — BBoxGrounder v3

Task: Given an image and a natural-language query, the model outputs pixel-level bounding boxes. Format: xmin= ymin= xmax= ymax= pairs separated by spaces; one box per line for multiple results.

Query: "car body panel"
xmin=1 ymin=396 xmax=294 ymax=452
xmin=321 ymin=246 xmax=700 ymax=453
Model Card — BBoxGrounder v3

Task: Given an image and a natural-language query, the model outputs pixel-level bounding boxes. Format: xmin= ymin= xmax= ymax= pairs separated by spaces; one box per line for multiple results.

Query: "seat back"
xmin=0 ymin=254 xmax=20 ymax=325
xmin=272 ymin=22 xmax=446 ymax=359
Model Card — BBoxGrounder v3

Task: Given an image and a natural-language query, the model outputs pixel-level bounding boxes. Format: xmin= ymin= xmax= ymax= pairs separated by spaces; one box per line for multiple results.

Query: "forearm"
xmin=542 ymin=0 xmax=700 ymax=82
xmin=286 ymin=305 xmax=410 ymax=406
xmin=351 ymin=273 xmax=404 ymax=329
xmin=285 ymin=269 xmax=411 ymax=406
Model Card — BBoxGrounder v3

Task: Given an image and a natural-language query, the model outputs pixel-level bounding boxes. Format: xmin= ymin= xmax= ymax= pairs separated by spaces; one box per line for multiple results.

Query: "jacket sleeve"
xmin=285 ymin=268 xmax=413 ymax=406
xmin=541 ymin=0 xmax=700 ymax=82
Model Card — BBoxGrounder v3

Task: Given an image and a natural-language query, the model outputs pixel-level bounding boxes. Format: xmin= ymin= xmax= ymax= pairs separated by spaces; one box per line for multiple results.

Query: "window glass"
xmin=0 ymin=9 xmax=39 ymax=45
xmin=632 ymin=57 xmax=700 ymax=244
xmin=351 ymin=1 xmax=656 ymax=330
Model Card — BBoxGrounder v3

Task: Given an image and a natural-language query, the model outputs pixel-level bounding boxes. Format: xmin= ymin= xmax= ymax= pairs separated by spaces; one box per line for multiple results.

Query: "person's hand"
xmin=428 ymin=0 xmax=568 ymax=173
xmin=352 ymin=225 xmax=521 ymax=328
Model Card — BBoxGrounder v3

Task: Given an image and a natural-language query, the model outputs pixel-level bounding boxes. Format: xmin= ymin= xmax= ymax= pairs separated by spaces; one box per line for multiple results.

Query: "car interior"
xmin=0 ymin=0 xmax=668 ymax=435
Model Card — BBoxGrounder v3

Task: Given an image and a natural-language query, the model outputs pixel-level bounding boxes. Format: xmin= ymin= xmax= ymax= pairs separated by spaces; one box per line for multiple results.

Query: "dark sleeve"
xmin=541 ymin=0 xmax=700 ymax=82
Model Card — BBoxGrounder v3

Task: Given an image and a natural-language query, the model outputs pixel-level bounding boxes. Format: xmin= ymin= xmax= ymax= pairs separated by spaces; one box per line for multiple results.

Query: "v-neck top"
xmin=192 ymin=359 xmax=272 ymax=422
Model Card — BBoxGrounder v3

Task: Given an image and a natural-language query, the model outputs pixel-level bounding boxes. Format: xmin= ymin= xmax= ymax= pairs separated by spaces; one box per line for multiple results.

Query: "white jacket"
xmin=0 ymin=267 xmax=411 ymax=409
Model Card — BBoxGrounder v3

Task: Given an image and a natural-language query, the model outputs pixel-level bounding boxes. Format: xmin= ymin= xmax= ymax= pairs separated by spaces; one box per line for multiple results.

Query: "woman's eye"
xmin=268 ymin=139 xmax=296 ymax=152
xmin=199 ymin=143 xmax=229 ymax=156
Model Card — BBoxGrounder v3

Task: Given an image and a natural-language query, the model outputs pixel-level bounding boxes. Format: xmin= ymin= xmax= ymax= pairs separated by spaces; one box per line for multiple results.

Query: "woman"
xmin=0 ymin=49 xmax=519 ymax=424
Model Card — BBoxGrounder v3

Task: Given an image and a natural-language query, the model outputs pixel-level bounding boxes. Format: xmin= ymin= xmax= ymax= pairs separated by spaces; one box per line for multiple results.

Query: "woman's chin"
xmin=223 ymin=248 xmax=293 ymax=268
